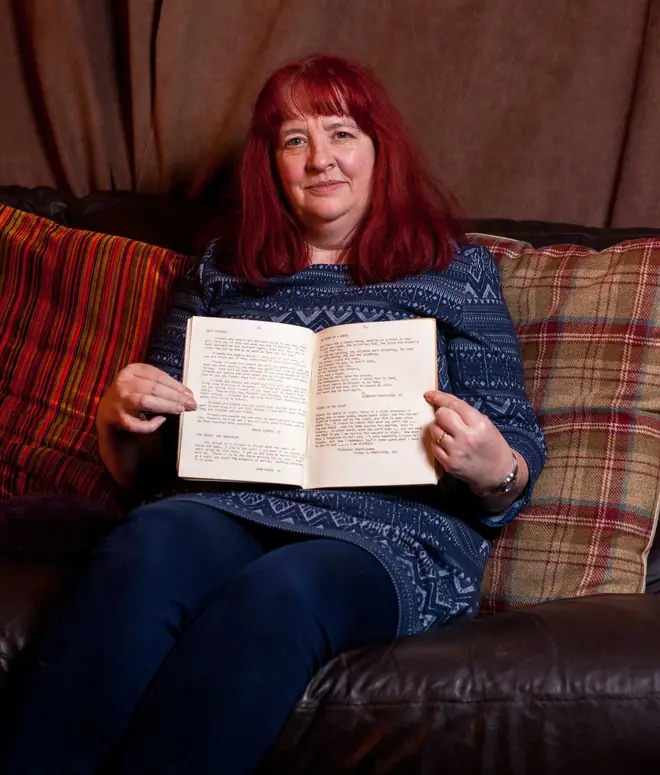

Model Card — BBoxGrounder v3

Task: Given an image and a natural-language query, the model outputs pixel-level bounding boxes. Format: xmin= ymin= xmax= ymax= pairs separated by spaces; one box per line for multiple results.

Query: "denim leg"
xmin=1 ymin=500 xmax=267 ymax=775
xmin=117 ymin=538 xmax=398 ymax=775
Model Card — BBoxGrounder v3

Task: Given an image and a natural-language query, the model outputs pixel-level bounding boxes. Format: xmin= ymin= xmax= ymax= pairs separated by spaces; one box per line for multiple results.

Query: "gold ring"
xmin=438 ymin=430 xmax=447 ymax=443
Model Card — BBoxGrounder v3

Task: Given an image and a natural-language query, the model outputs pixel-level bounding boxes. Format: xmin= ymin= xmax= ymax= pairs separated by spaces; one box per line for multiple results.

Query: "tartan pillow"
xmin=0 ymin=205 xmax=191 ymax=514
xmin=470 ymin=235 xmax=660 ymax=612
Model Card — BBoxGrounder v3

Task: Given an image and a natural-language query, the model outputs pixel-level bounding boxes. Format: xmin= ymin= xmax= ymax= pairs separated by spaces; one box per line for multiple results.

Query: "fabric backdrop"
xmin=1 ymin=0 xmax=658 ymax=226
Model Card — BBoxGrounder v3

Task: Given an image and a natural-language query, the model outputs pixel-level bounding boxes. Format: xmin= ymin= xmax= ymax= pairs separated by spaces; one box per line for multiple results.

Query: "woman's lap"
xmin=1 ymin=497 xmax=398 ymax=775
xmin=116 ymin=533 xmax=397 ymax=774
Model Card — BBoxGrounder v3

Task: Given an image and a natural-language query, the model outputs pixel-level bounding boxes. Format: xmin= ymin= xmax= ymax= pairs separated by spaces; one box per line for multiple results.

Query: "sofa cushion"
xmin=0 ymin=205 xmax=191 ymax=517
xmin=470 ymin=235 xmax=660 ymax=611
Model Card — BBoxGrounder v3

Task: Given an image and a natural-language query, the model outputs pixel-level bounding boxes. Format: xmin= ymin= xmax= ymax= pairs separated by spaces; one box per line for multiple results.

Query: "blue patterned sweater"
xmin=147 ymin=243 xmax=546 ymax=637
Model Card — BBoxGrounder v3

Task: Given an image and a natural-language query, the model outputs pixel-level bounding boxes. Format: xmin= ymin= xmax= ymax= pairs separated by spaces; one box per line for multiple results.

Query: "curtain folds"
xmin=0 ymin=0 xmax=658 ymax=226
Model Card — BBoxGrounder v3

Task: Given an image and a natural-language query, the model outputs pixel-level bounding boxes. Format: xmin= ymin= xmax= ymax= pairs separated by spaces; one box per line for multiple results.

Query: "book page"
xmin=178 ymin=317 xmax=314 ymax=486
xmin=304 ymin=319 xmax=439 ymax=489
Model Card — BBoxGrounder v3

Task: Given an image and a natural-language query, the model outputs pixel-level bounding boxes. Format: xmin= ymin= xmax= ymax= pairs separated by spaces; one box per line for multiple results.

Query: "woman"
xmin=2 ymin=54 xmax=546 ymax=774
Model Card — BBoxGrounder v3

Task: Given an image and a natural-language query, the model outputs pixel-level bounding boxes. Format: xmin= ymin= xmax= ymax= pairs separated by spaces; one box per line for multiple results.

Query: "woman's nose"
xmin=306 ymin=138 xmax=333 ymax=171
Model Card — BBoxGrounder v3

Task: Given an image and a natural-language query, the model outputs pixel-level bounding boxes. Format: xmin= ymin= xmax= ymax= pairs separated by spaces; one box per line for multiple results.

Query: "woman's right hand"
xmin=97 ymin=363 xmax=197 ymax=436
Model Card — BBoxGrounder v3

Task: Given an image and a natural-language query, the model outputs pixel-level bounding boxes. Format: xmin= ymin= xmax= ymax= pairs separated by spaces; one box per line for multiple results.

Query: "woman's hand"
xmin=424 ymin=390 xmax=528 ymax=505
xmin=97 ymin=363 xmax=197 ymax=436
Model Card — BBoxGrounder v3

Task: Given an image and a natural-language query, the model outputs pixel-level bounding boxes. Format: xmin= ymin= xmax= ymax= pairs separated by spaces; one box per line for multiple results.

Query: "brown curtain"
xmin=0 ymin=0 xmax=658 ymax=226
xmin=611 ymin=0 xmax=660 ymax=226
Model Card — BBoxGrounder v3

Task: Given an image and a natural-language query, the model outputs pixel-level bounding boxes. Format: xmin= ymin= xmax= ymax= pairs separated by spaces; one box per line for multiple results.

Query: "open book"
xmin=178 ymin=317 xmax=439 ymax=489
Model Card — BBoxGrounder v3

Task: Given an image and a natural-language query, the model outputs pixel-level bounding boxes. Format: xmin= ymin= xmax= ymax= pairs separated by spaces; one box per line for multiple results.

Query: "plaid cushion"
xmin=470 ymin=235 xmax=660 ymax=612
xmin=0 ymin=205 xmax=191 ymax=514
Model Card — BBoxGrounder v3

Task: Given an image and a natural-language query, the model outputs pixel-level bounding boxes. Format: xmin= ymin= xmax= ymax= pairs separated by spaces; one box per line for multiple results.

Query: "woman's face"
xmin=275 ymin=112 xmax=375 ymax=241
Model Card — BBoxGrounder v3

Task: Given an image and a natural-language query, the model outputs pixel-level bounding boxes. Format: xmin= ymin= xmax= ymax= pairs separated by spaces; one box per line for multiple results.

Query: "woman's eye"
xmin=334 ymin=131 xmax=352 ymax=140
xmin=284 ymin=137 xmax=305 ymax=147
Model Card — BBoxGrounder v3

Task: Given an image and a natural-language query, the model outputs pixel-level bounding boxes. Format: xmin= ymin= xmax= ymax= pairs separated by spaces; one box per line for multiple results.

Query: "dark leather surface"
xmin=0 ymin=560 xmax=73 ymax=692
xmin=0 ymin=495 xmax=117 ymax=558
xmin=263 ymin=594 xmax=660 ymax=774
xmin=469 ymin=217 xmax=660 ymax=250
xmin=0 ymin=186 xmax=215 ymax=255
xmin=647 ymin=535 xmax=660 ymax=595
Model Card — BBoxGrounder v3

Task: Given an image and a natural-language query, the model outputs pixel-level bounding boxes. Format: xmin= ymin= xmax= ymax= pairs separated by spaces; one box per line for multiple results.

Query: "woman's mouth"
xmin=306 ymin=181 xmax=344 ymax=194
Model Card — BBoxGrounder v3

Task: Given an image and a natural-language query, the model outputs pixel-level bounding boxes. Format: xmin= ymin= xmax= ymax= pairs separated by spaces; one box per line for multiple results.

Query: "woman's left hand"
xmin=423 ymin=390 xmax=519 ymax=497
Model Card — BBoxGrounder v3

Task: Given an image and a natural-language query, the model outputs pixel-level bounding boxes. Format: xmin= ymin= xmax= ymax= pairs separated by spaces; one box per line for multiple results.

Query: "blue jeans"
xmin=1 ymin=499 xmax=398 ymax=774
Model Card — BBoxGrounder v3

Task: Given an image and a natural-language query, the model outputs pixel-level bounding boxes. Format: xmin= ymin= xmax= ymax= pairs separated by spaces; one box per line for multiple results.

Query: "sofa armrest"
xmin=0 ymin=560 xmax=73 ymax=693
xmin=265 ymin=594 xmax=660 ymax=775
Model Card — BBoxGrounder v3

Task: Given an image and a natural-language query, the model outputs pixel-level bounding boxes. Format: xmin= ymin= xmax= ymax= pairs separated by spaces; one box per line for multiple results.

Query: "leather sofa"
xmin=2 ymin=187 xmax=660 ymax=774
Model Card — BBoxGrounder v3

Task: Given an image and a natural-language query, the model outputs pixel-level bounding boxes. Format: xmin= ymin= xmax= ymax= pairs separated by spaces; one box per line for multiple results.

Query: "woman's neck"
xmin=305 ymin=224 xmax=353 ymax=265
xmin=308 ymin=245 xmax=343 ymax=265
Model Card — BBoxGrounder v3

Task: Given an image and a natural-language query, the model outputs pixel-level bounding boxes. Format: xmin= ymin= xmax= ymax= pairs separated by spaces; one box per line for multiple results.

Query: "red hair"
xmin=219 ymin=54 xmax=464 ymax=286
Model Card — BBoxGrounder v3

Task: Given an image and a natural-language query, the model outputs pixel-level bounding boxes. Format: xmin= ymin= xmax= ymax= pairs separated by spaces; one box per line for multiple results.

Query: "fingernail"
xmin=185 ymin=398 xmax=197 ymax=410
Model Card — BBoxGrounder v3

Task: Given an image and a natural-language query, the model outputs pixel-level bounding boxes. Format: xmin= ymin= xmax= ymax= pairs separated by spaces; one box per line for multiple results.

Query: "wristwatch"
xmin=476 ymin=451 xmax=519 ymax=497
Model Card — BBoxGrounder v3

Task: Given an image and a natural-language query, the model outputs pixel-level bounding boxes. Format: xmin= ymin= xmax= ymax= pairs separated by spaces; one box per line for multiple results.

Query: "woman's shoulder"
xmin=182 ymin=240 xmax=245 ymax=297
xmin=192 ymin=239 xmax=234 ymax=283
xmin=448 ymin=241 xmax=497 ymax=273
xmin=170 ymin=240 xmax=247 ymax=314
xmin=420 ymin=241 xmax=497 ymax=286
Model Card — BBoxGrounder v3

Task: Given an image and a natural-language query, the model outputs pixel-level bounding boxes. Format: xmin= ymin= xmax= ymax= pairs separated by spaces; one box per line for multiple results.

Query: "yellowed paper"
xmin=303 ymin=319 xmax=438 ymax=488
xmin=178 ymin=317 xmax=314 ymax=485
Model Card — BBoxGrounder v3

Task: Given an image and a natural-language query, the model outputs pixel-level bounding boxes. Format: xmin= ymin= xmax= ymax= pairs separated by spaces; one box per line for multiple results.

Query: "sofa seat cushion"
xmin=262 ymin=594 xmax=660 ymax=775
xmin=470 ymin=235 xmax=660 ymax=611
xmin=0 ymin=205 xmax=191 ymax=517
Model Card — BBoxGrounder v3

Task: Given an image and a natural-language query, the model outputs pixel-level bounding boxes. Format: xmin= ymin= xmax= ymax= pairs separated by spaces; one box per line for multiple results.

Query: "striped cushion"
xmin=471 ymin=235 xmax=660 ymax=612
xmin=0 ymin=205 xmax=191 ymax=513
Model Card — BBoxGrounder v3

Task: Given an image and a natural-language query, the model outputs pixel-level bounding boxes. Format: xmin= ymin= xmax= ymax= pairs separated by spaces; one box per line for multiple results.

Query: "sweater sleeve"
xmin=442 ymin=243 xmax=547 ymax=527
xmin=144 ymin=245 xmax=231 ymax=465
xmin=146 ymin=248 xmax=218 ymax=381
